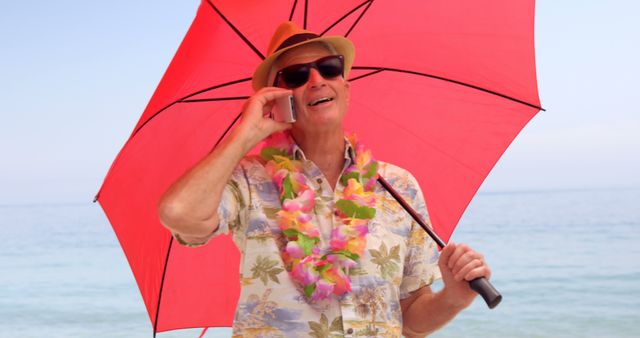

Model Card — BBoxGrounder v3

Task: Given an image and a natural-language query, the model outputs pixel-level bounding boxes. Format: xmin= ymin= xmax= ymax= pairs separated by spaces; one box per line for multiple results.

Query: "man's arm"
xmin=157 ymin=88 xmax=292 ymax=242
xmin=401 ymin=243 xmax=491 ymax=337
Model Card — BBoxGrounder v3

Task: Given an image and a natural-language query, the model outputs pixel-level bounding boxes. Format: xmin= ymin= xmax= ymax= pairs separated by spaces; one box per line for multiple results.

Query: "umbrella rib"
xmin=320 ymin=0 xmax=373 ymax=36
xmin=204 ymin=0 xmax=265 ymax=60
xmin=352 ymin=66 xmax=545 ymax=111
xmin=179 ymin=77 xmax=252 ymax=101
xmin=180 ymin=96 xmax=249 ymax=103
xmin=153 ymin=236 xmax=174 ymax=338
xmin=289 ymin=0 xmax=298 ymax=21
xmin=210 ymin=112 xmax=243 ymax=153
xmin=132 ymin=77 xmax=251 ymax=137
xmin=348 ymin=68 xmax=384 ymax=82
xmin=304 ymin=0 xmax=308 ymax=29
xmin=345 ymin=0 xmax=374 ymax=38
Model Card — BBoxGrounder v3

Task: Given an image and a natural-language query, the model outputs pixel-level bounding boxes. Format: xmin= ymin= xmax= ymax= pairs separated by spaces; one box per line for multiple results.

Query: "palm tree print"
xmin=368 ymin=242 xmax=401 ymax=280
xmin=308 ymin=313 xmax=344 ymax=338
xmin=235 ymin=288 xmax=283 ymax=337
xmin=352 ymin=284 xmax=388 ymax=335
xmin=250 ymin=255 xmax=284 ymax=285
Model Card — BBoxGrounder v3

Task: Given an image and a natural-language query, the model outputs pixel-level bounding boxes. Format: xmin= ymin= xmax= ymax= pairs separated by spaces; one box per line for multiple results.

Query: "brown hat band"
xmin=275 ymin=33 xmax=320 ymax=52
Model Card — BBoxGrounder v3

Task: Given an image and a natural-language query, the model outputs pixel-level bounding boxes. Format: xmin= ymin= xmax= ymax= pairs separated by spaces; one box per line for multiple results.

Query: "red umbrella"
xmin=96 ymin=0 xmax=542 ymax=335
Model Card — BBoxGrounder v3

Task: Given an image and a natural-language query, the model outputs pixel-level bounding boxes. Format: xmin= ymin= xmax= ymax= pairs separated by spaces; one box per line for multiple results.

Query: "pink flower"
xmin=326 ymin=254 xmax=357 ymax=269
xmin=269 ymin=168 xmax=288 ymax=190
xmin=329 ymin=227 xmax=349 ymax=251
xmin=352 ymin=223 xmax=369 ymax=237
xmin=285 ymin=241 xmax=305 ymax=259
xmin=291 ymin=257 xmax=319 ymax=285
xmin=312 ymin=279 xmax=335 ymax=301
xmin=283 ymin=173 xmax=309 ymax=195
xmin=323 ymin=267 xmax=351 ymax=295
xmin=283 ymin=189 xmax=315 ymax=212
xmin=296 ymin=213 xmax=312 ymax=223
xmin=364 ymin=177 xmax=378 ymax=191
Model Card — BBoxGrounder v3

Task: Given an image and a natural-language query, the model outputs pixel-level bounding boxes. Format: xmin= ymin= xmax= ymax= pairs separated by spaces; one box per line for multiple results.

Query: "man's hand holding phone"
xmin=234 ymin=88 xmax=293 ymax=152
xmin=271 ymin=94 xmax=296 ymax=123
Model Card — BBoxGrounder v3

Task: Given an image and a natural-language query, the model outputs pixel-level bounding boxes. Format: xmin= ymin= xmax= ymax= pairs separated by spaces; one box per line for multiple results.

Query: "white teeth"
xmin=308 ymin=97 xmax=333 ymax=106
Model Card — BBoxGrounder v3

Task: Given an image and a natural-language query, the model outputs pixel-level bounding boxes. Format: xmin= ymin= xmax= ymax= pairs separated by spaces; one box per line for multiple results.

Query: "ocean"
xmin=1 ymin=188 xmax=638 ymax=337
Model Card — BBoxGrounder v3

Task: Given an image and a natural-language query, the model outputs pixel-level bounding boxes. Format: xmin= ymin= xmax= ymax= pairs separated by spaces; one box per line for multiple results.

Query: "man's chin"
xmin=293 ymin=117 xmax=343 ymax=134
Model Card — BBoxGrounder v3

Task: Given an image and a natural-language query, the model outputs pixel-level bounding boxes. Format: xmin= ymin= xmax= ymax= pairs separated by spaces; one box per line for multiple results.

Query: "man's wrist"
xmin=438 ymin=286 xmax=472 ymax=311
xmin=227 ymin=125 xmax=259 ymax=155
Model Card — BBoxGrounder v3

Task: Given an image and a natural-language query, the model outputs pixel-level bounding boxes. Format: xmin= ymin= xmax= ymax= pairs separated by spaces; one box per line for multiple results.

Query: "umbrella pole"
xmin=377 ymin=176 xmax=502 ymax=309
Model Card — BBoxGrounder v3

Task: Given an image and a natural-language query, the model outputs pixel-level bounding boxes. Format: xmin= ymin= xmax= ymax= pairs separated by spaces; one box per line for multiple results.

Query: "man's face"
xmin=273 ymin=43 xmax=350 ymax=134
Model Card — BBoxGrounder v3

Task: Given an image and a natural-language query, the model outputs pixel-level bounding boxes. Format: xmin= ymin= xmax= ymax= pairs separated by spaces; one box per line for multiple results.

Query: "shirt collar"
xmin=291 ymin=137 xmax=356 ymax=167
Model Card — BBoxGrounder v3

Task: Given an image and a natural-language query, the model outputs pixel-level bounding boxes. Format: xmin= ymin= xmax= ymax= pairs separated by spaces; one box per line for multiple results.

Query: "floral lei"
xmin=260 ymin=132 xmax=379 ymax=301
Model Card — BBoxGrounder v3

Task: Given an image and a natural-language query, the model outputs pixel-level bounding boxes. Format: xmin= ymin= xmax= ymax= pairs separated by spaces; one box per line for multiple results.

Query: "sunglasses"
xmin=273 ymin=55 xmax=345 ymax=89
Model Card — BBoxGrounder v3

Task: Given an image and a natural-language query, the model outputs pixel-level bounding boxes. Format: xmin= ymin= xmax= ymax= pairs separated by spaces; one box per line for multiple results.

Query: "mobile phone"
xmin=271 ymin=95 xmax=296 ymax=123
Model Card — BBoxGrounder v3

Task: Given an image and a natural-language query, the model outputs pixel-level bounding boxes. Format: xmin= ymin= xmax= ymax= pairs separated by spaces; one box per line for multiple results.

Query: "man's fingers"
xmin=450 ymin=250 xmax=483 ymax=276
xmin=454 ymin=258 xmax=483 ymax=281
xmin=438 ymin=243 xmax=456 ymax=269
xmin=462 ymin=264 xmax=491 ymax=282
xmin=271 ymin=120 xmax=293 ymax=132
xmin=443 ymin=243 xmax=490 ymax=282
xmin=253 ymin=87 xmax=292 ymax=106
xmin=244 ymin=87 xmax=292 ymax=118
xmin=447 ymin=243 xmax=471 ymax=269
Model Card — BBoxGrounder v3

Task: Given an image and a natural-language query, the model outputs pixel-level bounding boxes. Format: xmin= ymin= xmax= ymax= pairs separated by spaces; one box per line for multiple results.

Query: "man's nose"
xmin=307 ymin=68 xmax=326 ymax=88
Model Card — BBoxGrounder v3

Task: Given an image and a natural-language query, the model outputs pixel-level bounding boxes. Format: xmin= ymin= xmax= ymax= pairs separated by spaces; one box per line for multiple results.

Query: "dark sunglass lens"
xmin=317 ymin=56 xmax=344 ymax=78
xmin=281 ymin=65 xmax=310 ymax=88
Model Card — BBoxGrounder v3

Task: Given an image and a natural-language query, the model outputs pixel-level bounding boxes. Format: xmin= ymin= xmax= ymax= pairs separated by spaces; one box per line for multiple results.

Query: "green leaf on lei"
xmin=297 ymin=233 xmax=318 ymax=255
xmin=334 ymin=250 xmax=359 ymax=261
xmin=335 ymin=200 xmax=376 ymax=219
xmin=339 ymin=171 xmax=360 ymax=186
xmin=282 ymin=174 xmax=295 ymax=200
xmin=363 ymin=161 xmax=379 ymax=179
xmin=260 ymin=146 xmax=288 ymax=161
xmin=304 ymin=284 xmax=316 ymax=298
xmin=317 ymin=263 xmax=331 ymax=274
xmin=283 ymin=228 xmax=299 ymax=239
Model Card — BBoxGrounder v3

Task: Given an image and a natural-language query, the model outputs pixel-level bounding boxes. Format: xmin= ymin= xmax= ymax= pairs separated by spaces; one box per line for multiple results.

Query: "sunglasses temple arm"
xmin=377 ymin=175 xmax=502 ymax=309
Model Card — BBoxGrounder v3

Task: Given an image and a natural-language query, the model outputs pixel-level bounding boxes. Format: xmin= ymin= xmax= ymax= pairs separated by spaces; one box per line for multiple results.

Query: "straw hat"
xmin=252 ymin=21 xmax=355 ymax=91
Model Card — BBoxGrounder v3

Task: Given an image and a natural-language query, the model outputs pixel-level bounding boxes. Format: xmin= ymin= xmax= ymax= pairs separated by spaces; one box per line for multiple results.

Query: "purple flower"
xmin=311 ymin=279 xmax=334 ymax=301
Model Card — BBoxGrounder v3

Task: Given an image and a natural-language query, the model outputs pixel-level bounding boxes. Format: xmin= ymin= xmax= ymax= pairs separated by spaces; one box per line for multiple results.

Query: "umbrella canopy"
xmin=96 ymin=0 xmax=542 ymax=334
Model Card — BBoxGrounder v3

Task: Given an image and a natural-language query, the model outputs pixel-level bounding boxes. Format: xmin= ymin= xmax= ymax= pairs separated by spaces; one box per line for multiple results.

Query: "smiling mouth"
xmin=308 ymin=97 xmax=334 ymax=106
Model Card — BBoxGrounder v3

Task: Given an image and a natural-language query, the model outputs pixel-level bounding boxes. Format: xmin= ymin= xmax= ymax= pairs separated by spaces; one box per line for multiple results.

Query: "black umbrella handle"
xmin=469 ymin=277 xmax=502 ymax=309
xmin=377 ymin=176 xmax=502 ymax=309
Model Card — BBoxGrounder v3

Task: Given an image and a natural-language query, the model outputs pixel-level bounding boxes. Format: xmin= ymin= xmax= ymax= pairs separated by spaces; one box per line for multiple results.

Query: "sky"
xmin=1 ymin=0 xmax=639 ymax=205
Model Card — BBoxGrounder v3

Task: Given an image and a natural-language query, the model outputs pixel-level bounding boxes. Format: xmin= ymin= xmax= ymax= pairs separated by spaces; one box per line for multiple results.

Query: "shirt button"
xmin=346 ymin=328 xmax=354 ymax=334
xmin=316 ymin=178 xmax=322 ymax=184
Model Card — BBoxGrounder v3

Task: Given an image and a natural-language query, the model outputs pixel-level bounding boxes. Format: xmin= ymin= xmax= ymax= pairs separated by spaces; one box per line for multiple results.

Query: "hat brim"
xmin=252 ymin=36 xmax=355 ymax=91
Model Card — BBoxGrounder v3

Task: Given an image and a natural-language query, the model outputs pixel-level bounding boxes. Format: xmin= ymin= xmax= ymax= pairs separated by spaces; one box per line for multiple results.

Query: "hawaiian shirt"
xmin=174 ymin=141 xmax=441 ymax=338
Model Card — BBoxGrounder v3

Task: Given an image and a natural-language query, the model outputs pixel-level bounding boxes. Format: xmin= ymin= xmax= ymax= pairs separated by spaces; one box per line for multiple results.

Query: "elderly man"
xmin=158 ymin=22 xmax=490 ymax=337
